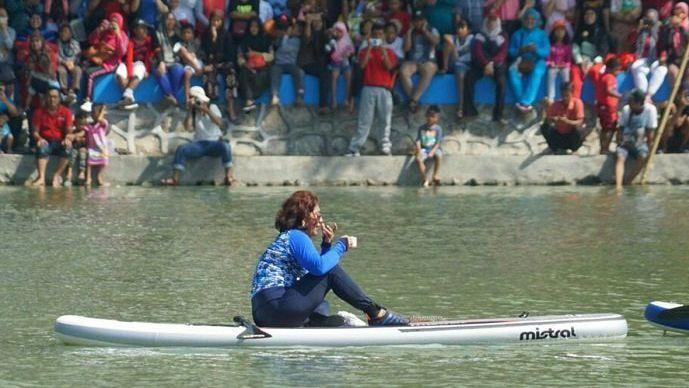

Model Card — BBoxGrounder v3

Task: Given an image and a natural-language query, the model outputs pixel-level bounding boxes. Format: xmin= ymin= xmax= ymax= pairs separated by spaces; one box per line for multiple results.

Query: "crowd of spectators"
xmin=0 ymin=0 xmax=688 ymax=187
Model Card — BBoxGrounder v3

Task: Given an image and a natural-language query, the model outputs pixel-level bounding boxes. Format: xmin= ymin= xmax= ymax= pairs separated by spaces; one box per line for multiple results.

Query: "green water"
xmin=1 ymin=186 xmax=688 ymax=386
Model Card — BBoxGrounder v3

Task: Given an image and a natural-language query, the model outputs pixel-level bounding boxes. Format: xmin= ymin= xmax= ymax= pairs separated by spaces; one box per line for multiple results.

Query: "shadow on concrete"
xmin=518 ymin=149 xmax=550 ymax=170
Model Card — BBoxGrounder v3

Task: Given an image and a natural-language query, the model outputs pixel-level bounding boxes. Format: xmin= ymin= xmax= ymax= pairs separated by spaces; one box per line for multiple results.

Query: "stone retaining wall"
xmin=102 ymin=103 xmax=602 ymax=157
xmin=2 ymin=154 xmax=689 ymax=186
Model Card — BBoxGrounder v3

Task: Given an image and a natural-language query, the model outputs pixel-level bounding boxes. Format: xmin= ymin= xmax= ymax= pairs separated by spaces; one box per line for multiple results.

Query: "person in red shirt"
xmin=346 ymin=23 xmax=397 ymax=156
xmin=595 ymin=57 xmax=622 ymax=154
xmin=541 ymin=82 xmax=587 ymax=153
xmin=30 ymin=88 xmax=73 ymax=187
xmin=386 ymin=0 xmax=410 ymax=35
xmin=116 ymin=19 xmax=157 ymax=109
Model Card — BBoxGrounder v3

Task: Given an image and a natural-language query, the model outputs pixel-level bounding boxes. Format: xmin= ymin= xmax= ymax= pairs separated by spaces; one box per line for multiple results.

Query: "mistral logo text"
xmin=519 ymin=327 xmax=576 ymax=341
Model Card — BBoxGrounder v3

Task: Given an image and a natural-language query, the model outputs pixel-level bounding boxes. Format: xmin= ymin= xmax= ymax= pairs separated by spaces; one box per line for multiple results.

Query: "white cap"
xmin=189 ymin=86 xmax=210 ymax=103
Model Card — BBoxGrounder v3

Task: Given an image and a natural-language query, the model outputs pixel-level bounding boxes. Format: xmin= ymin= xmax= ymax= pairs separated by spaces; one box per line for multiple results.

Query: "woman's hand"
xmin=321 ymin=222 xmax=337 ymax=244
xmin=340 ymin=235 xmax=357 ymax=249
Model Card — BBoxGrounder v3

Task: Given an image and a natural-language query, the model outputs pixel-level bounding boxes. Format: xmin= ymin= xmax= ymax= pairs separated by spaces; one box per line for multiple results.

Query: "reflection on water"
xmin=1 ymin=185 xmax=688 ymax=386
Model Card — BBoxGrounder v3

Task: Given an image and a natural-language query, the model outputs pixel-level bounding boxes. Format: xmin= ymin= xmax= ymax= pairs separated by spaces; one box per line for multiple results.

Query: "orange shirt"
xmin=547 ymin=97 xmax=584 ymax=134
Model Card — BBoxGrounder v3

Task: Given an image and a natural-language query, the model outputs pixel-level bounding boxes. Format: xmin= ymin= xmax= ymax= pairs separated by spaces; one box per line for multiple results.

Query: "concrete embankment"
xmin=2 ymin=154 xmax=689 ymax=186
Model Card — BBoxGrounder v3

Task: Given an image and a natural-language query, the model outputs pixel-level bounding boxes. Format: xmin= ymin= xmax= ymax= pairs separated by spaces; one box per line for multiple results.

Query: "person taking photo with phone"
xmin=346 ymin=23 xmax=397 ymax=157
xmin=161 ymin=86 xmax=235 ymax=186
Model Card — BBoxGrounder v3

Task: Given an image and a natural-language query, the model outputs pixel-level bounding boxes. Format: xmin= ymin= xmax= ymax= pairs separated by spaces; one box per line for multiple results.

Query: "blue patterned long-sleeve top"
xmin=508 ymin=27 xmax=550 ymax=63
xmin=251 ymin=229 xmax=348 ymax=296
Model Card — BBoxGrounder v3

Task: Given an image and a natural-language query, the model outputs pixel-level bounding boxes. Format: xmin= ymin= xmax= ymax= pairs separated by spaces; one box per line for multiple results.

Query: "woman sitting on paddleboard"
xmin=250 ymin=190 xmax=409 ymax=327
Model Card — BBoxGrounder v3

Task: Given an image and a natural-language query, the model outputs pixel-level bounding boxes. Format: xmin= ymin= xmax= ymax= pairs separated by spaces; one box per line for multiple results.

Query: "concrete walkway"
xmin=1 ymin=154 xmax=689 ymax=186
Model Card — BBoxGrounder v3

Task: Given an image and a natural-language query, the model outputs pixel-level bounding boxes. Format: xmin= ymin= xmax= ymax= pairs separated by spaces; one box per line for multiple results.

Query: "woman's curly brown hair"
xmin=275 ymin=190 xmax=319 ymax=232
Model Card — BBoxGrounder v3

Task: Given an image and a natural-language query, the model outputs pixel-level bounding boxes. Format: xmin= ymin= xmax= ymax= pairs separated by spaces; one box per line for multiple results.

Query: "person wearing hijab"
xmin=609 ymin=0 xmax=641 ymax=53
xmin=507 ymin=8 xmax=549 ymax=113
xmin=661 ymin=3 xmax=689 ymax=89
xmin=464 ymin=11 xmax=509 ymax=122
xmin=270 ymin=18 xmax=303 ymax=106
xmin=673 ymin=2 xmax=689 ymax=32
xmin=82 ymin=12 xmax=129 ymax=108
xmin=298 ymin=12 xmax=331 ymax=114
xmin=19 ymin=31 xmax=58 ymax=109
xmin=571 ymin=8 xmax=610 ymax=99
xmin=200 ymin=9 xmax=237 ymax=120
xmin=238 ymin=17 xmax=273 ymax=112
xmin=328 ymin=21 xmax=355 ymax=111
xmin=154 ymin=12 xmax=186 ymax=106
xmin=630 ymin=8 xmax=667 ymax=102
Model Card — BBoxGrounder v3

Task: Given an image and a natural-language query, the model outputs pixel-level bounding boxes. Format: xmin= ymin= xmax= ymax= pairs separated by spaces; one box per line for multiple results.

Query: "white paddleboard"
xmin=55 ymin=313 xmax=628 ymax=347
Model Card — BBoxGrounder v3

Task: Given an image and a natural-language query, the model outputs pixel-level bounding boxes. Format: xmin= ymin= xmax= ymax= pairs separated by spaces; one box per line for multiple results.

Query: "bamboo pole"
xmin=640 ymin=39 xmax=689 ymax=184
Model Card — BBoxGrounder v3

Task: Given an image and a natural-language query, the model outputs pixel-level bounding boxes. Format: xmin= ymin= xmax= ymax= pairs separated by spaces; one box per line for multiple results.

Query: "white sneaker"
xmin=80 ymin=100 xmax=93 ymax=112
xmin=345 ymin=151 xmax=360 ymax=157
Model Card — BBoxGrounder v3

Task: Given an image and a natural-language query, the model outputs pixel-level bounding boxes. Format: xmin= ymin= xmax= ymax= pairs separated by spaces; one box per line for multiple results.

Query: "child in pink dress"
xmin=85 ymin=104 xmax=110 ymax=187
xmin=328 ymin=22 xmax=355 ymax=111
xmin=546 ymin=20 xmax=572 ymax=105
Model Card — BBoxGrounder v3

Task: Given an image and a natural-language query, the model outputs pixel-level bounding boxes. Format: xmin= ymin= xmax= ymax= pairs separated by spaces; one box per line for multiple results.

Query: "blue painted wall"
xmin=92 ymin=71 xmax=671 ymax=105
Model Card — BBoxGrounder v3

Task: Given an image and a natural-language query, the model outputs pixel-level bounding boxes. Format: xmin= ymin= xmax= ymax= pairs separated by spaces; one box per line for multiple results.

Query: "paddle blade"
xmin=657 ymin=305 xmax=689 ymax=320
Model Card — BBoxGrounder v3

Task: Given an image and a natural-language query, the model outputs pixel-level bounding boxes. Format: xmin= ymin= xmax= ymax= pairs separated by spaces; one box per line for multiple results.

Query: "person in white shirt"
xmin=383 ymin=21 xmax=404 ymax=61
xmin=615 ymin=89 xmax=657 ymax=190
xmin=169 ymin=0 xmax=196 ymax=26
xmin=162 ymin=86 xmax=235 ymax=185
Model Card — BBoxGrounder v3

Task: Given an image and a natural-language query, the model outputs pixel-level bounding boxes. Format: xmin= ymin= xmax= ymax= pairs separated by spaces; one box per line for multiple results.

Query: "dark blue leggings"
xmin=251 ymin=265 xmax=380 ymax=327
xmin=155 ymin=63 xmax=185 ymax=98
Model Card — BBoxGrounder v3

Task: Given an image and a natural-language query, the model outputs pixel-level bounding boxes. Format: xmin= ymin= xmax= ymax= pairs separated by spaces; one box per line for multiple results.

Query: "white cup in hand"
xmin=342 ymin=235 xmax=358 ymax=249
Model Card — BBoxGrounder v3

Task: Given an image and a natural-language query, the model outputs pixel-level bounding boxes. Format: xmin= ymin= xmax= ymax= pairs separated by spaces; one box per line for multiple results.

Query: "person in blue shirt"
xmin=414 ymin=105 xmax=443 ymax=187
xmin=0 ymin=82 xmax=19 ymax=151
xmin=507 ymin=8 xmax=549 ymax=113
xmin=250 ymin=190 xmax=409 ymax=327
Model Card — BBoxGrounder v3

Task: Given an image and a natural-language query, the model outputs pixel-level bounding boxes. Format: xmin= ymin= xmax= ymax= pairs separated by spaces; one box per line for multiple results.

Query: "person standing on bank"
xmin=346 ymin=23 xmax=397 ymax=157
xmin=251 ymin=190 xmax=409 ymax=327
xmin=161 ymin=86 xmax=235 ymax=186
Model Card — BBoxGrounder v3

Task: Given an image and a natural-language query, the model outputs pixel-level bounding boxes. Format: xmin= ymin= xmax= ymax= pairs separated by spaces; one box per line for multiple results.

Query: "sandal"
xmin=224 ymin=177 xmax=237 ymax=186
xmin=243 ymin=101 xmax=257 ymax=112
xmin=409 ymin=100 xmax=419 ymax=113
xmin=160 ymin=178 xmax=178 ymax=186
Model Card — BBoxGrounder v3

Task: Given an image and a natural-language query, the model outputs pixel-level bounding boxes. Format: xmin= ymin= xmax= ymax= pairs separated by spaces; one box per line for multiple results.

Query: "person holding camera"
xmin=346 ymin=23 xmax=397 ymax=156
xmin=162 ymin=86 xmax=235 ymax=186
xmin=399 ymin=12 xmax=439 ymax=114
xmin=82 ymin=13 xmax=129 ymax=110
xmin=507 ymin=8 xmax=549 ymax=114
